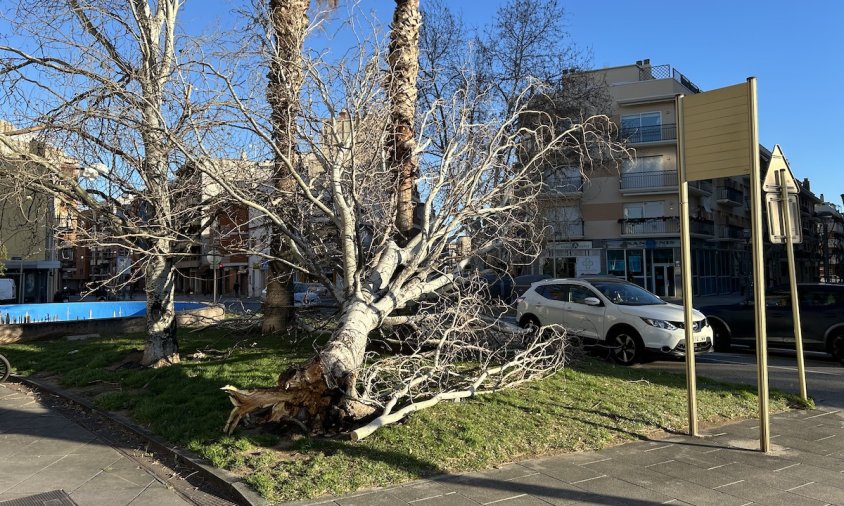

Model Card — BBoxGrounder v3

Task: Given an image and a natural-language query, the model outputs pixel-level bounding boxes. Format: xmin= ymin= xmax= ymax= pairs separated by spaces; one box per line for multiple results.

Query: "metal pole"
xmin=779 ymin=168 xmax=808 ymax=401
xmin=676 ymin=94 xmax=698 ymax=437
xmin=213 ymin=266 xmax=218 ymax=304
xmin=18 ymin=262 xmax=24 ymax=304
xmin=747 ymin=77 xmax=770 ymax=452
xmin=824 ymin=220 xmax=830 ymax=282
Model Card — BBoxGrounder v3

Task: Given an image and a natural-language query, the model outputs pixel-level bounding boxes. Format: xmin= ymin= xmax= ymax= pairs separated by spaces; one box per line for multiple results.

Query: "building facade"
xmin=0 ymin=121 xmax=63 ymax=302
xmin=533 ymin=60 xmax=822 ymax=298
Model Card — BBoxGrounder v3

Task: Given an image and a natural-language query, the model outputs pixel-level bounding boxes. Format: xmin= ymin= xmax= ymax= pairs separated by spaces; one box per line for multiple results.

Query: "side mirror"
xmin=584 ymin=297 xmax=602 ymax=306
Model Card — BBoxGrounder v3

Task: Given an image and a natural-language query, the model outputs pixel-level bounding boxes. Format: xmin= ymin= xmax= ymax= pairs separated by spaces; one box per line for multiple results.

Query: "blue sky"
xmin=6 ymin=1 xmax=840 ymax=205
xmin=181 ymin=0 xmax=843 ymax=205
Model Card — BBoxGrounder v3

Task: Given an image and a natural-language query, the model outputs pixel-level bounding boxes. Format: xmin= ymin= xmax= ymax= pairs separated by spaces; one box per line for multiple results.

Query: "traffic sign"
xmin=765 ymin=193 xmax=802 ymax=244
xmin=763 ymin=145 xmax=802 ymax=244
xmin=763 ymin=145 xmax=799 ymax=194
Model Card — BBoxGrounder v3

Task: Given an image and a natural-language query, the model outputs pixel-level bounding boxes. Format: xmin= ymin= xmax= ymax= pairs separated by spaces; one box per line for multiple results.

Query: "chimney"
xmin=802 ymin=178 xmax=810 ymax=192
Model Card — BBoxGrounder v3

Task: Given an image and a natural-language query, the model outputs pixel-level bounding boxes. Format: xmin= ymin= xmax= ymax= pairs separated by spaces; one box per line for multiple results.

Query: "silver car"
xmin=515 ymin=277 xmax=713 ymax=365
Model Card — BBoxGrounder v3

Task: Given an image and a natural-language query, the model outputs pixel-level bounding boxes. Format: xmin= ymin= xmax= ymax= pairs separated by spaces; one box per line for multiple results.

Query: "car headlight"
xmin=641 ymin=317 xmax=679 ymax=331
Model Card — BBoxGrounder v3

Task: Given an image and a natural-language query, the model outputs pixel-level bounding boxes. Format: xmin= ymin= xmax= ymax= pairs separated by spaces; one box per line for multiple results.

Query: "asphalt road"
xmin=636 ymin=347 xmax=844 ymax=408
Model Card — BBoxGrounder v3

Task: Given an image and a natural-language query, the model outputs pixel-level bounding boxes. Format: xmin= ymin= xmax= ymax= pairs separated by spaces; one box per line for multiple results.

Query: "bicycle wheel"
xmin=0 ymin=354 xmax=10 ymax=383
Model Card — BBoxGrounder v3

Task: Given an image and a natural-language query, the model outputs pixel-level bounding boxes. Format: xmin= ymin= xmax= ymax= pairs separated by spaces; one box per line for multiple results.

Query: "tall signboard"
xmin=677 ymin=78 xmax=771 ymax=451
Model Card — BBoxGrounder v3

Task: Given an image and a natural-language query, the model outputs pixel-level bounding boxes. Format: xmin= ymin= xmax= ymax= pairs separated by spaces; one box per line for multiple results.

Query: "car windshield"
xmin=591 ymin=281 xmax=665 ymax=306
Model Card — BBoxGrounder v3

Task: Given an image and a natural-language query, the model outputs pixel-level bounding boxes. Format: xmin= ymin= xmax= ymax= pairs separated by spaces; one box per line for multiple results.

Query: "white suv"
xmin=516 ymin=277 xmax=713 ymax=365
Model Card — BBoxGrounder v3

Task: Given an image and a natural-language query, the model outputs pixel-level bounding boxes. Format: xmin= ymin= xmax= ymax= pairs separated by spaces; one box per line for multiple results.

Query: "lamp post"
xmin=206 ymin=249 xmax=222 ymax=303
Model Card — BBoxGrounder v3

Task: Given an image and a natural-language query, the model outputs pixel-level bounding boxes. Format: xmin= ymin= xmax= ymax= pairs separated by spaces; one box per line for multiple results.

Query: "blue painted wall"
xmin=0 ymin=301 xmax=210 ymax=324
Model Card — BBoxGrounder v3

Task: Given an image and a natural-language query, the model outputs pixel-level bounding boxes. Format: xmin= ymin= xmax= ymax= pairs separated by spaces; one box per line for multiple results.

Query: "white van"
xmin=0 ymin=279 xmax=15 ymax=303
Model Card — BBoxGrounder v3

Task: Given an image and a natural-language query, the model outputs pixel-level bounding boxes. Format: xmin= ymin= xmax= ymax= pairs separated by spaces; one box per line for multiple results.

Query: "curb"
xmin=14 ymin=375 xmax=266 ymax=506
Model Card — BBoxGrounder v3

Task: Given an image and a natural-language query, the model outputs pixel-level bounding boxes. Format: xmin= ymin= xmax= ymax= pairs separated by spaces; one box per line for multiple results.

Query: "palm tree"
xmin=386 ymin=0 xmax=421 ymax=241
xmin=262 ymin=0 xmax=310 ymax=334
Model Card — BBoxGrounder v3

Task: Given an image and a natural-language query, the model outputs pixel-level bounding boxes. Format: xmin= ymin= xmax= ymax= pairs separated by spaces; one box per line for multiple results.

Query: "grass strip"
xmin=1 ymin=330 xmax=805 ymax=503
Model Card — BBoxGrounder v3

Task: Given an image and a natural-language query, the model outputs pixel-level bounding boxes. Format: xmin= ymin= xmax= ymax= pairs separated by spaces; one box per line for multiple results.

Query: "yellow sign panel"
xmin=681 ymin=82 xmax=752 ymax=181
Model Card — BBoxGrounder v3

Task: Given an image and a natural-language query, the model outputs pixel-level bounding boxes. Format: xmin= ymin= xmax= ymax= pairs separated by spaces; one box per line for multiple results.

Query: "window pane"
xmin=543 ymin=284 xmax=569 ymax=301
xmin=607 ymin=250 xmax=625 ymax=276
xmin=641 ymin=112 xmax=661 ymax=126
xmin=570 ymin=286 xmax=595 ymax=304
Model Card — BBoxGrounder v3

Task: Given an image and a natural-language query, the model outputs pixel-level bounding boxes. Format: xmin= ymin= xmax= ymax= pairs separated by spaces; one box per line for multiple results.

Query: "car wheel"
xmin=519 ymin=315 xmax=540 ymax=331
xmin=711 ymin=320 xmax=732 ymax=352
xmin=0 ymin=354 xmax=9 ymax=382
xmin=828 ymin=332 xmax=844 ymax=366
xmin=608 ymin=329 xmax=642 ymax=366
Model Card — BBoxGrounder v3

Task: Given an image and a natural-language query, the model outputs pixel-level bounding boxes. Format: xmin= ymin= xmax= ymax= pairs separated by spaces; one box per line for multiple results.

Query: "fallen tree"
xmin=201 ymin=40 xmax=625 ymax=439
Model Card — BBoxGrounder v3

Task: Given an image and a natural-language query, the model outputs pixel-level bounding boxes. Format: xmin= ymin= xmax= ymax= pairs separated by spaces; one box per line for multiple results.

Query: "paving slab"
xmin=0 ymin=383 xmax=191 ymax=506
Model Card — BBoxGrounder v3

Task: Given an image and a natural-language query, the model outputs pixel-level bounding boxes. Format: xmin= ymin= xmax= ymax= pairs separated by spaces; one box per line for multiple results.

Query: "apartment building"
xmin=0 ymin=121 xmax=65 ymax=302
xmin=535 ymin=61 xmax=759 ymax=298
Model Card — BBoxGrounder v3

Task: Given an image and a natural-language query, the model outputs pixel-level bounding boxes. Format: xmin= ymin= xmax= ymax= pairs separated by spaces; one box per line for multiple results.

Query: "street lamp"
xmin=206 ymin=249 xmax=222 ymax=303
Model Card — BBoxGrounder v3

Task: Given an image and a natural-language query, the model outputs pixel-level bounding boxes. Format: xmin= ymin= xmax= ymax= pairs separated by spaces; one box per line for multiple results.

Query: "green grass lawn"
xmin=1 ymin=330 xmax=806 ymax=503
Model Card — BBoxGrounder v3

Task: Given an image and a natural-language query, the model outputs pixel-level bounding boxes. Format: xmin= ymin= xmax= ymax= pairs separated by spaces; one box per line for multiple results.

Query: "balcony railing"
xmin=542 ymin=175 xmax=583 ymax=195
xmin=620 ymin=123 xmax=676 ymax=144
xmin=620 ymin=170 xmax=677 ymax=190
xmin=621 ymin=217 xmax=679 ymax=235
xmin=620 ymin=217 xmax=713 ymax=236
xmin=548 ymin=220 xmax=584 ymax=240
xmin=717 ymin=187 xmax=744 ymax=206
xmin=639 ymin=64 xmax=701 ymax=94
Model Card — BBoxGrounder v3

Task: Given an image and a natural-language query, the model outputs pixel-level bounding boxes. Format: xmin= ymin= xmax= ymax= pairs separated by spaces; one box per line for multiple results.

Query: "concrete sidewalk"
xmin=0 ymin=382 xmax=191 ymax=506
xmin=295 ymin=408 xmax=844 ymax=505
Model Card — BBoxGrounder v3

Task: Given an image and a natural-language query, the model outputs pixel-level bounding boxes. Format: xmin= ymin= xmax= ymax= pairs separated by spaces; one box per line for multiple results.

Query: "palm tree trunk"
xmin=262 ymin=0 xmax=309 ymax=335
xmin=387 ymin=0 xmax=421 ymax=242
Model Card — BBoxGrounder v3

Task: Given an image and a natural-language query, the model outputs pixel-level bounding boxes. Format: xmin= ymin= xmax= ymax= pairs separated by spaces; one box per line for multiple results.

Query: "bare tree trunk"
xmin=318 ymin=300 xmax=380 ymax=385
xmin=387 ymin=0 xmax=421 ymax=241
xmin=262 ymin=0 xmax=310 ymax=335
xmin=224 ymin=299 xmax=380 ymax=434
xmin=142 ymin=254 xmax=179 ymax=367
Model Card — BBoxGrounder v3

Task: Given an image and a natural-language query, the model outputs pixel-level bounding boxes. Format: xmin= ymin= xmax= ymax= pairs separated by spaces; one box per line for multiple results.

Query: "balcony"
xmin=541 ymin=175 xmax=583 ymax=198
xmin=620 ymin=217 xmax=713 ymax=237
xmin=548 ymin=220 xmax=584 ymax=240
xmin=716 ymin=186 xmax=744 ymax=207
xmin=620 ymin=123 xmax=676 ymax=144
xmin=620 ymin=170 xmax=677 ymax=195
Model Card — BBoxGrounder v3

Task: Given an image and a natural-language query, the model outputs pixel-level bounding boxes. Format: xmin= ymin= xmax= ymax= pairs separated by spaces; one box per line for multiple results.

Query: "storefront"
xmin=606 ymin=239 xmax=678 ymax=297
xmin=541 ymin=241 xmax=602 ymax=279
xmin=604 ymin=239 xmax=747 ymax=298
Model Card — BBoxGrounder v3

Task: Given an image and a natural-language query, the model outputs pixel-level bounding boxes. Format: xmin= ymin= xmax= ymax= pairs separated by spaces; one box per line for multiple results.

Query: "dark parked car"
xmin=701 ymin=283 xmax=844 ymax=364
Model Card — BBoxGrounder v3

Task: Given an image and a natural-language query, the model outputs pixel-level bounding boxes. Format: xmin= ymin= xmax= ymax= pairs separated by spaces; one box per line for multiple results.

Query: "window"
xmin=546 ymin=206 xmax=583 ymax=240
xmin=622 ymin=155 xmax=664 ymax=173
xmin=621 ymin=112 xmax=662 ymax=142
xmin=607 ymin=250 xmax=626 ymax=277
xmin=570 ymin=286 xmax=597 ymax=304
xmin=537 ymin=284 xmax=569 ymax=301
xmin=624 ymin=201 xmax=665 ymax=219
xmin=544 ymin=166 xmax=582 ymax=191
xmin=800 ymin=287 xmax=843 ymax=307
